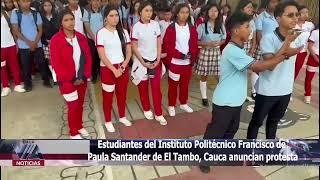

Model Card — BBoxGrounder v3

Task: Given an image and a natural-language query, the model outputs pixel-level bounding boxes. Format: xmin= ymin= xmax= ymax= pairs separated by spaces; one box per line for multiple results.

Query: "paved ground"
xmin=1 ymin=64 xmax=319 ymax=180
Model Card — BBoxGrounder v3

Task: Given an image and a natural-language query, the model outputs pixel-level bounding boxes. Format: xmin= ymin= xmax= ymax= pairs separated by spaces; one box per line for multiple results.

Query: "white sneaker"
xmin=168 ymin=106 xmax=176 ymax=117
xmin=180 ymin=104 xmax=193 ymax=113
xmin=304 ymin=96 xmax=311 ymax=104
xmin=155 ymin=115 xmax=167 ymax=125
xmin=290 ymin=97 xmax=293 ymax=101
xmin=105 ymin=122 xmax=115 ymax=132
xmin=1 ymin=87 xmax=11 ymax=97
xmin=14 ymin=85 xmax=26 ymax=93
xmin=78 ymin=128 xmax=89 ymax=136
xmin=143 ymin=110 xmax=154 ymax=120
xmin=119 ymin=117 xmax=132 ymax=126
xmin=70 ymin=134 xmax=83 ymax=139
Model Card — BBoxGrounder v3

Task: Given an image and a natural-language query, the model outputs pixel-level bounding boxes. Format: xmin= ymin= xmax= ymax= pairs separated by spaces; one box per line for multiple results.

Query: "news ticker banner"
xmin=0 ymin=139 xmax=319 ymax=166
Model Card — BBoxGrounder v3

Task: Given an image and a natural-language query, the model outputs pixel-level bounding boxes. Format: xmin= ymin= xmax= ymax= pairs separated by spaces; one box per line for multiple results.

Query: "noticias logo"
xmin=12 ymin=141 xmax=45 ymax=166
xmin=12 ymin=159 xmax=44 ymax=166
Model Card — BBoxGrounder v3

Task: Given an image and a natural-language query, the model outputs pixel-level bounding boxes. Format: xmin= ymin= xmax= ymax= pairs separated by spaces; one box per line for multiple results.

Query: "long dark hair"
xmin=221 ymin=4 xmax=231 ymax=17
xmin=138 ymin=0 xmax=153 ymax=16
xmin=104 ymin=5 xmax=127 ymax=58
xmin=58 ymin=8 xmax=75 ymax=27
xmin=204 ymin=3 xmax=223 ymax=34
xmin=129 ymin=0 xmax=140 ymax=15
xmin=235 ymin=0 xmax=253 ymax=14
xmin=173 ymin=3 xmax=192 ymax=25
xmin=40 ymin=0 xmax=56 ymax=16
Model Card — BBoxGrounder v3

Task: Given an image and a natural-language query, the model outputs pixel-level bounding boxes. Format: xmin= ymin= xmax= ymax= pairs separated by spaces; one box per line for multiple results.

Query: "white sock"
xmin=200 ymin=81 xmax=207 ymax=99
xmin=251 ymin=72 xmax=258 ymax=94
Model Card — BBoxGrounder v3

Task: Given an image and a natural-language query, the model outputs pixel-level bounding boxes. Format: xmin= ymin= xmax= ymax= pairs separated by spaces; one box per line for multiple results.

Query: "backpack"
xmin=16 ymin=8 xmax=38 ymax=31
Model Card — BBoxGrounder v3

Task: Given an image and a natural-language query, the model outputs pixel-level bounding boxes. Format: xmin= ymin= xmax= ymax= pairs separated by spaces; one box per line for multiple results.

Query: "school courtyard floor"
xmin=1 ymin=65 xmax=319 ymax=180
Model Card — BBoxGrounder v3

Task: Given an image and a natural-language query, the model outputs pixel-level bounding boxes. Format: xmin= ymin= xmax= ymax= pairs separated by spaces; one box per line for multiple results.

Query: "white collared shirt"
xmin=73 ymin=6 xmax=85 ymax=35
xmin=159 ymin=20 xmax=172 ymax=42
xmin=1 ymin=15 xmax=15 ymax=48
xmin=131 ymin=20 xmax=161 ymax=61
xmin=96 ymin=28 xmax=130 ymax=65
xmin=295 ymin=21 xmax=315 ymax=52
xmin=66 ymin=37 xmax=81 ymax=76
xmin=172 ymin=23 xmax=190 ymax=65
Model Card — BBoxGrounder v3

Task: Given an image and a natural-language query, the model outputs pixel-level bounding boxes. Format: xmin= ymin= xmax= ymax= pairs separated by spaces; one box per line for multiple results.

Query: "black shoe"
xmin=199 ymin=165 xmax=210 ymax=173
xmin=53 ymin=82 xmax=57 ymax=86
xmin=43 ymin=81 xmax=52 ymax=88
xmin=25 ymin=85 xmax=32 ymax=92
xmin=202 ymin=99 xmax=209 ymax=107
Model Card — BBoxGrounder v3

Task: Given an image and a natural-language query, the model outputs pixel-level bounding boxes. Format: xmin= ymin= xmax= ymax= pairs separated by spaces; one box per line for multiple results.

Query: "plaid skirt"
xmin=43 ymin=45 xmax=50 ymax=60
xmin=244 ymin=39 xmax=253 ymax=55
xmin=195 ymin=47 xmax=221 ymax=76
xmin=254 ymin=45 xmax=262 ymax=61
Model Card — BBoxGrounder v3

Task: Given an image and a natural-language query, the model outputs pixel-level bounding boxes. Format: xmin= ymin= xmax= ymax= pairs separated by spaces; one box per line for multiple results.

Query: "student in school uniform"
xmin=251 ymin=0 xmax=279 ymax=100
xmin=254 ymin=0 xmax=279 ymax=61
xmin=221 ymin=4 xmax=231 ymax=25
xmin=199 ymin=11 xmax=302 ymax=173
xmin=247 ymin=0 xmax=304 ymax=140
xmin=66 ymin=0 xmax=89 ymax=35
xmin=159 ymin=6 xmax=173 ymax=65
xmin=194 ymin=4 xmax=206 ymax=28
xmin=294 ymin=5 xmax=314 ymax=79
xmin=83 ymin=0 xmax=104 ymax=83
xmin=128 ymin=0 xmax=140 ymax=30
xmin=236 ymin=0 xmax=258 ymax=101
xmin=109 ymin=0 xmax=129 ymax=29
xmin=131 ymin=1 xmax=167 ymax=125
xmin=50 ymin=9 xmax=92 ymax=139
xmin=159 ymin=6 xmax=172 ymax=41
xmin=192 ymin=0 xmax=206 ymax=19
xmin=40 ymin=0 xmax=59 ymax=85
xmin=162 ymin=3 xmax=198 ymax=116
xmin=195 ymin=3 xmax=226 ymax=107
xmin=1 ymin=7 xmax=26 ymax=97
xmin=304 ymin=26 xmax=319 ymax=104
xmin=96 ymin=5 xmax=132 ymax=132
xmin=11 ymin=0 xmax=52 ymax=92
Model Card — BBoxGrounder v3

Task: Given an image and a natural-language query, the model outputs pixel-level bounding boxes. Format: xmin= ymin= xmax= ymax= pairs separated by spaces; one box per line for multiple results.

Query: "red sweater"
xmin=195 ymin=17 xmax=204 ymax=28
xmin=50 ymin=29 xmax=92 ymax=83
xmin=162 ymin=23 xmax=199 ymax=66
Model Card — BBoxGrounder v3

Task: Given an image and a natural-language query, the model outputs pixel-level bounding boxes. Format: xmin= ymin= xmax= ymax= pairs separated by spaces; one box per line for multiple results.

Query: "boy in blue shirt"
xmin=84 ymin=0 xmax=104 ymax=83
xmin=11 ymin=0 xmax=51 ymax=91
xmin=199 ymin=11 xmax=302 ymax=173
xmin=247 ymin=0 xmax=304 ymax=139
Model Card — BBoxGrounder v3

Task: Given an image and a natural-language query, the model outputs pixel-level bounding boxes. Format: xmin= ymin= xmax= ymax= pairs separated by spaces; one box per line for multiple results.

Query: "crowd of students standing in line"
xmin=1 ymin=0 xmax=319 ymax=165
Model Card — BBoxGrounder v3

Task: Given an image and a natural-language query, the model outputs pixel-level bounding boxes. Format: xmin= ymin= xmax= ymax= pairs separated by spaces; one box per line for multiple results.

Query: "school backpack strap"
xmin=88 ymin=10 xmax=91 ymax=23
xmin=2 ymin=9 xmax=11 ymax=27
xmin=16 ymin=8 xmax=38 ymax=31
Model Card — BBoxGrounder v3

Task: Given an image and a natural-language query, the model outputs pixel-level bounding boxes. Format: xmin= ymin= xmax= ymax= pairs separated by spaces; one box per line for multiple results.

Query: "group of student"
xmin=1 ymin=0 xmax=319 ymax=166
